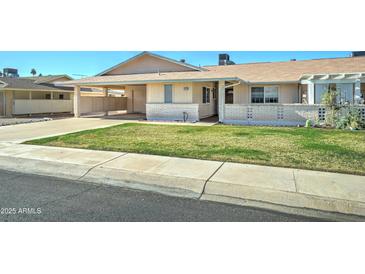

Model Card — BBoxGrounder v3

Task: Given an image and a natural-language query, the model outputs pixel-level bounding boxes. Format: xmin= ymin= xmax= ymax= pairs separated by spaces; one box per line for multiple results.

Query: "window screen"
xmin=251 ymin=87 xmax=264 ymax=103
xmin=265 ymin=86 xmax=278 ymax=103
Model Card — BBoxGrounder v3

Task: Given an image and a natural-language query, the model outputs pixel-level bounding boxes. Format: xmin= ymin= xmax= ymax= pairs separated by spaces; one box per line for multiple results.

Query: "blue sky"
xmin=0 ymin=51 xmax=352 ymax=78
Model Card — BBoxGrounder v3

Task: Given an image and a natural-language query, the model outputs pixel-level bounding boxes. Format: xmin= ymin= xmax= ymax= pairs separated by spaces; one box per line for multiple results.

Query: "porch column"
xmin=4 ymin=91 xmax=13 ymax=117
xmin=307 ymin=82 xmax=315 ymax=104
xmin=73 ymin=86 xmax=81 ymax=117
xmin=29 ymin=90 xmax=32 ymax=117
xmin=354 ymin=79 xmax=361 ymax=104
xmin=218 ymin=80 xmax=225 ymax=122
xmin=104 ymin=87 xmax=109 ymax=116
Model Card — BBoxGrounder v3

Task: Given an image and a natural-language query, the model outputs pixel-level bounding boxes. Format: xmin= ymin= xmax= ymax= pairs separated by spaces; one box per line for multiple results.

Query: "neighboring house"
xmin=0 ymin=75 xmax=125 ymax=117
xmin=0 ymin=75 xmax=74 ymax=117
xmin=49 ymin=52 xmax=365 ymax=125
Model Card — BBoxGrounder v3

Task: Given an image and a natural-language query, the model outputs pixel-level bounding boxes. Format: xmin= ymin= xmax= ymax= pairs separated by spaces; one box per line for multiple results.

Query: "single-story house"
xmin=0 ymin=75 xmax=126 ymax=117
xmin=0 ymin=75 xmax=75 ymax=117
xmin=53 ymin=52 xmax=365 ymax=125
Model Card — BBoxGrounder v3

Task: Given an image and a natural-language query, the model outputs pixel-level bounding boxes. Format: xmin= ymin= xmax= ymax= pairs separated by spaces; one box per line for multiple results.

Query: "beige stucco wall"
xmin=104 ymin=55 xmax=196 ymax=75
xmin=80 ymin=96 xmax=127 ymax=114
xmin=232 ymin=83 xmax=299 ymax=104
xmin=146 ymin=82 xmax=193 ymax=104
xmin=125 ymin=85 xmax=146 ymax=113
xmin=233 ymin=83 xmax=249 ymax=104
xmin=192 ymin=82 xmax=217 ymax=118
xmin=0 ymin=92 xmax=4 ymax=116
xmin=280 ymin=84 xmax=299 ymax=103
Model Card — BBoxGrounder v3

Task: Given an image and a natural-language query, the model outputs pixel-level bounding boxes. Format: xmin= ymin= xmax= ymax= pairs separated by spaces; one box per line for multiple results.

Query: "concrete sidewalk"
xmin=0 ymin=143 xmax=364 ymax=219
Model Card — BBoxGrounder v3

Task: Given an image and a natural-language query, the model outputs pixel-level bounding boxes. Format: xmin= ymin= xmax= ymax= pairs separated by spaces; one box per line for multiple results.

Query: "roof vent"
xmin=352 ymin=51 xmax=365 ymax=57
xmin=219 ymin=54 xmax=235 ymax=66
xmin=180 ymin=59 xmax=186 ymax=63
xmin=290 ymin=59 xmax=296 ymax=61
xmin=3 ymin=68 xmax=19 ymax=77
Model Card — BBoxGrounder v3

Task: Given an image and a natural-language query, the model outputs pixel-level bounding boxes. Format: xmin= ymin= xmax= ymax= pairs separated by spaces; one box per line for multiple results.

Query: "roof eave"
xmin=0 ymin=87 xmax=74 ymax=93
xmin=58 ymin=77 xmax=242 ymax=86
xmin=247 ymin=80 xmax=300 ymax=85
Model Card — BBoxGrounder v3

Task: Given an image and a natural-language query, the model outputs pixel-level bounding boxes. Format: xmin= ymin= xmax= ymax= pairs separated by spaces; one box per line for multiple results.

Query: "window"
xmin=251 ymin=87 xmax=264 ymax=103
xmin=59 ymin=94 xmax=64 ymax=100
xmin=251 ymin=86 xmax=279 ymax=104
xmin=264 ymin=86 xmax=279 ymax=103
xmin=164 ymin=84 xmax=172 ymax=103
xmin=202 ymin=87 xmax=210 ymax=103
xmin=225 ymin=87 xmax=234 ymax=104
xmin=45 ymin=94 xmax=51 ymax=100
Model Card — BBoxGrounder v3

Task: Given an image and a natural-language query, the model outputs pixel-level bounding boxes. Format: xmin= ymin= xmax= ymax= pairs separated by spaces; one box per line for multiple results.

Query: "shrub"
xmin=336 ymin=107 xmax=364 ymax=130
xmin=321 ymin=88 xmax=339 ymax=127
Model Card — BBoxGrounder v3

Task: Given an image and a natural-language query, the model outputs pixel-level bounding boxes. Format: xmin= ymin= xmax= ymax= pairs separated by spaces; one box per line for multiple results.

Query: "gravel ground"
xmin=0 ymin=117 xmax=52 ymax=127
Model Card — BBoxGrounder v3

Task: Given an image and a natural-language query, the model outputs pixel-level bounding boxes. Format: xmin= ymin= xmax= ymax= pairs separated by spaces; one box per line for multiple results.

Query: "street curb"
xmin=81 ymin=166 xmax=206 ymax=199
xmin=201 ymin=194 xmax=365 ymax=222
xmin=204 ymin=180 xmax=365 ymax=218
xmin=0 ymin=155 xmax=90 ymax=180
xmin=1 ymin=152 xmax=365 ymax=219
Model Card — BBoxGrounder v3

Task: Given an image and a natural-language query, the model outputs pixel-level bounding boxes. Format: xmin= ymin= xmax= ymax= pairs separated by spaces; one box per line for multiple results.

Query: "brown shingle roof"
xmin=0 ymin=77 xmax=73 ymax=91
xmin=21 ymin=75 xmax=73 ymax=84
xmin=204 ymin=56 xmax=365 ymax=82
xmin=60 ymin=56 xmax=365 ymax=86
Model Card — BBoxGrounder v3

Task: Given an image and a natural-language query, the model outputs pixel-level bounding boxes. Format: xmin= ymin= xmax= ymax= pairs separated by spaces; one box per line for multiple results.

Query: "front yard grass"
xmin=25 ymin=123 xmax=365 ymax=175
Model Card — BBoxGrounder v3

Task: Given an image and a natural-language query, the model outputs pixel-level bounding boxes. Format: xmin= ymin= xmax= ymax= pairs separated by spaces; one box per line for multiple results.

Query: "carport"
xmin=73 ymin=84 xmax=146 ymax=117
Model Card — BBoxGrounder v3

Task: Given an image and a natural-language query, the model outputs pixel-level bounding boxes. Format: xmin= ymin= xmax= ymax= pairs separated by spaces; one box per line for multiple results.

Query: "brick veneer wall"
xmin=146 ymin=103 xmax=199 ymax=122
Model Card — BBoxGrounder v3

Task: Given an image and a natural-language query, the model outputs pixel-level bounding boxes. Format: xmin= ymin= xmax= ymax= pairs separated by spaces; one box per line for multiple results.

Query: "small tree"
xmin=31 ymin=68 xmax=37 ymax=76
xmin=321 ymin=86 xmax=339 ymax=127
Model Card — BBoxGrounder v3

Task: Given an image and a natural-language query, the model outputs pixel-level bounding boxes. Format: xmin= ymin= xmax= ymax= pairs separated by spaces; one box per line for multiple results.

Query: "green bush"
xmin=336 ymin=107 xmax=364 ymax=130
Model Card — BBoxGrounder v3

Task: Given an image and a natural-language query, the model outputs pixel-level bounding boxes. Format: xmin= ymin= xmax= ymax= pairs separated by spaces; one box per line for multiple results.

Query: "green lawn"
xmin=25 ymin=123 xmax=365 ymax=175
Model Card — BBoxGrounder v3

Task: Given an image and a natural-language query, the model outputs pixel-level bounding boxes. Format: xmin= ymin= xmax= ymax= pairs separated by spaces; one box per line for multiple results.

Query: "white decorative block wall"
xmin=224 ymin=104 xmax=322 ymax=126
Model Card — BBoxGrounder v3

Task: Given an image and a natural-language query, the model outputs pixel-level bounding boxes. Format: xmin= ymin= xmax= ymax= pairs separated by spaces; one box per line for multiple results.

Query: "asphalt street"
xmin=0 ymin=169 xmax=327 ymax=222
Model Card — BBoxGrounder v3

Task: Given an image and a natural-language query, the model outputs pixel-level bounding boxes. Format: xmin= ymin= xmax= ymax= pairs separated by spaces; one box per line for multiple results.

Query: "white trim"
xmin=0 ymin=80 xmax=8 ymax=88
xmin=224 ymin=81 xmax=241 ymax=89
xmin=300 ymin=72 xmax=365 ymax=81
xmin=0 ymin=88 xmax=74 ymax=93
xmin=58 ymin=77 xmax=241 ymax=87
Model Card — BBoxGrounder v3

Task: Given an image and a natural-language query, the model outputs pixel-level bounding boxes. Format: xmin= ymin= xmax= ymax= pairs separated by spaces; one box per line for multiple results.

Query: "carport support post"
xmin=104 ymin=88 xmax=109 ymax=116
xmin=29 ymin=90 xmax=32 ymax=117
xmin=73 ymin=86 xmax=81 ymax=117
xmin=354 ymin=79 xmax=361 ymax=104
xmin=218 ymin=80 xmax=225 ymax=123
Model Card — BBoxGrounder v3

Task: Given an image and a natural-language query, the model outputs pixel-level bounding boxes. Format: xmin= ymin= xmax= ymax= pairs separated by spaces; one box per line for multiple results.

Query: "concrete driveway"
xmin=0 ymin=117 xmax=129 ymax=143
